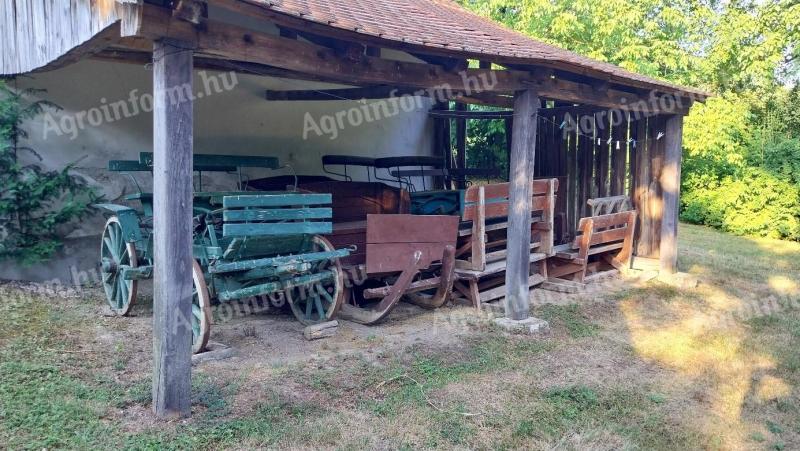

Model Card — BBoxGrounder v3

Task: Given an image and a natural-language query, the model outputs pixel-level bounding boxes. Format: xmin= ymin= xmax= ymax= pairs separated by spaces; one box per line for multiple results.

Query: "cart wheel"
xmin=100 ymin=216 xmax=138 ymax=316
xmin=191 ymin=260 xmax=212 ymax=354
xmin=288 ymin=235 xmax=345 ymax=326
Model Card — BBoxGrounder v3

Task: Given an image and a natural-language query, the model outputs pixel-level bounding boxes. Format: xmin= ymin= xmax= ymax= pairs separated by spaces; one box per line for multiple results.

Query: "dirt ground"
xmin=2 ymin=223 xmax=800 ymax=450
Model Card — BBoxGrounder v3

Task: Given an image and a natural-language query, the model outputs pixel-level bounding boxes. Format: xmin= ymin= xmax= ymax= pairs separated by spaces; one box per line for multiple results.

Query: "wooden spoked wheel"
xmin=100 ymin=216 xmax=138 ymax=316
xmin=287 ymin=236 xmax=345 ymax=326
xmin=191 ymin=260 xmax=212 ymax=354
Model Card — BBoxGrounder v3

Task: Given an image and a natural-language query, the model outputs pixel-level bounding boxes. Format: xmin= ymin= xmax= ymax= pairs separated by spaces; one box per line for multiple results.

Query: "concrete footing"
xmin=494 ymin=316 xmax=550 ymax=334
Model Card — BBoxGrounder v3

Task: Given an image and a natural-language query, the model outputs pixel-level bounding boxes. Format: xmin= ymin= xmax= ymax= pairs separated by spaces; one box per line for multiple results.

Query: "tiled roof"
xmin=242 ymin=0 xmax=708 ymax=97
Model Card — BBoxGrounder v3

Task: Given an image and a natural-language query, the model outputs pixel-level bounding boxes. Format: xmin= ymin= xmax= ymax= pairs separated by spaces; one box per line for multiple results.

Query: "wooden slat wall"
xmin=1 ymin=0 xmax=124 ymax=75
xmin=536 ymin=110 xmax=668 ymax=256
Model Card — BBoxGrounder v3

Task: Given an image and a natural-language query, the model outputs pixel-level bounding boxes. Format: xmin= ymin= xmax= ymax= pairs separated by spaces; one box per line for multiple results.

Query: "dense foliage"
xmin=459 ymin=0 xmax=800 ymax=240
xmin=0 ymin=81 xmax=98 ymax=264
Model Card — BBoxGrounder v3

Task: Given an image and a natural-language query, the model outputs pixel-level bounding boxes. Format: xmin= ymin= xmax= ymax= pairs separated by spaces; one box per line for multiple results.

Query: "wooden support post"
xmin=455 ymin=102 xmax=467 ymax=189
xmin=504 ymin=89 xmax=540 ymax=320
xmin=660 ymin=115 xmax=684 ymax=274
xmin=152 ymin=39 xmax=194 ymax=419
xmin=432 ymin=101 xmax=448 ymax=189
xmin=504 ymin=117 xmax=513 ymax=180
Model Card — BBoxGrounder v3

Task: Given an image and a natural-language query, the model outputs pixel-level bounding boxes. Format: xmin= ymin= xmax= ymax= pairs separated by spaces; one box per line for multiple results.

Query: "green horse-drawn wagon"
xmin=96 ymin=152 xmax=350 ymax=353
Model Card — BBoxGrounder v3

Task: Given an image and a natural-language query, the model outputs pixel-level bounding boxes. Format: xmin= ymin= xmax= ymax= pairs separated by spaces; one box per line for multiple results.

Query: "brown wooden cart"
xmin=299 ymin=181 xmax=458 ymax=324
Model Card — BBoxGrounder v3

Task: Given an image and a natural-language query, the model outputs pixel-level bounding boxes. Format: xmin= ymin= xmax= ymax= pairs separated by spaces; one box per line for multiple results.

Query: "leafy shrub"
xmin=0 ymin=82 xmax=99 ymax=264
xmin=681 ymin=167 xmax=800 ymax=241
xmin=760 ymin=138 xmax=800 ymax=187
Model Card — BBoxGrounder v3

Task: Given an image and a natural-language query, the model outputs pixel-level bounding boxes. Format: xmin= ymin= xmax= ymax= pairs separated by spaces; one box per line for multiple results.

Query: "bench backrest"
xmin=365 ymin=214 xmax=459 ymax=274
xmin=462 ymin=179 xmax=558 ymax=222
xmin=222 ymin=193 xmax=333 ymax=238
xmin=586 ymin=195 xmax=632 ymax=217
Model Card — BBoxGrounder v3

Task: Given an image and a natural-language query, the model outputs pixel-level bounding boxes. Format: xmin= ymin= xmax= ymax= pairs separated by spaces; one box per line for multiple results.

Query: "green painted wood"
xmin=108 ymin=160 xmax=151 ymax=172
xmin=223 ymin=193 xmax=331 ymax=208
xmin=122 ymin=265 xmax=153 ymax=280
xmin=210 ymin=249 xmax=349 ymax=274
xmin=140 ymin=152 xmax=280 ymax=170
xmin=223 ymin=207 xmax=332 ymax=222
xmin=223 ymin=221 xmax=332 ymax=237
xmin=239 ymin=262 xmax=314 ymax=281
xmin=217 ymin=270 xmax=336 ymax=301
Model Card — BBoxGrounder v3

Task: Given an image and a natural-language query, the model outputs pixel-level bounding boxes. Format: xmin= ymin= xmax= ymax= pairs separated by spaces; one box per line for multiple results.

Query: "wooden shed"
xmin=1 ymin=0 xmax=708 ymax=417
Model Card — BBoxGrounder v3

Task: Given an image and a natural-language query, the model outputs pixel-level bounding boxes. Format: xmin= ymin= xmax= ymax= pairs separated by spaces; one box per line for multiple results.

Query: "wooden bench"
xmin=453 ymin=178 xmax=558 ymax=307
xmin=547 ymin=203 xmax=637 ymax=286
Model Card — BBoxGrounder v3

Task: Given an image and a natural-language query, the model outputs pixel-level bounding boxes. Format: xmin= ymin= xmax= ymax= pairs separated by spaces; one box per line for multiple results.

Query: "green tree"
xmin=458 ymin=0 xmax=800 ymax=240
xmin=0 ymin=81 xmax=99 ymax=264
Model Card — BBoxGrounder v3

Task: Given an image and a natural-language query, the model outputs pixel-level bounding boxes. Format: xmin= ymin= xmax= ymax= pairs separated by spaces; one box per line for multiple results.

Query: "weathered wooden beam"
xmin=94 ymin=48 xmax=348 ymax=84
xmin=429 ymin=110 xmax=514 ymax=119
xmin=659 ymin=115 xmax=684 ymax=274
xmin=124 ymin=5 xmax=692 ymax=110
xmin=151 ymin=38 xmax=194 ymax=419
xmin=265 ymin=86 xmax=419 ymax=101
xmin=504 ymin=89 xmax=540 ymax=320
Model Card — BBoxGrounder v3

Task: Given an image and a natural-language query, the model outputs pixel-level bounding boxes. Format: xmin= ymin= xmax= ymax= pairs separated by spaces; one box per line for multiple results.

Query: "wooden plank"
xmin=660 ymin=115 xmax=684 ymax=274
xmin=647 ymin=116 xmax=667 ymax=257
xmin=365 ymin=242 xmax=448 ymax=274
xmin=472 ymin=186 xmax=487 ymax=271
xmin=365 ymin=214 xmax=459 ymax=244
xmin=267 ymin=86 xmax=422 ymax=101
xmin=596 ymin=113 xmax=610 ymax=198
xmin=504 ymin=89 xmax=540 ymax=321
xmin=223 ymin=222 xmax=332 ymax=237
xmin=479 ymin=274 xmax=546 ymax=303
xmin=223 ymin=193 xmax=331 ymax=208
xmin=566 ymin=127 xmax=577 ymax=237
xmin=455 ymin=103 xmax=468 ymax=189
xmin=633 ymin=118 xmax=651 ymax=256
xmin=223 ymin=208 xmax=332 ymax=222
xmin=462 ymin=192 xmax=552 ymax=221
xmin=152 ymin=39 xmax=193 ymax=419
xmin=463 ymin=179 xmax=554 ymax=202
xmin=610 ymin=112 xmax=628 ymax=196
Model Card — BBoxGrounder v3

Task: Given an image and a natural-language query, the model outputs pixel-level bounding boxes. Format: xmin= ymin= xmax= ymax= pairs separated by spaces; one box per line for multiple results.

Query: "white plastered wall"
xmin=1 ymin=57 xmax=435 ymax=282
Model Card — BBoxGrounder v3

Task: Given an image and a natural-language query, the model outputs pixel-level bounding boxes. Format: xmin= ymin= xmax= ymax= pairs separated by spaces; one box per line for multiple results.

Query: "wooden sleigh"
xmin=299 ymin=181 xmax=458 ymax=324
xmin=452 ymin=178 xmax=558 ymax=308
xmin=546 ymin=196 xmax=637 ymax=290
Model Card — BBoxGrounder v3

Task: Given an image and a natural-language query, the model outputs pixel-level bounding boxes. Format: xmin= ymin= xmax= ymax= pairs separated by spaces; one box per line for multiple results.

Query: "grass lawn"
xmin=1 ymin=223 xmax=800 ymax=449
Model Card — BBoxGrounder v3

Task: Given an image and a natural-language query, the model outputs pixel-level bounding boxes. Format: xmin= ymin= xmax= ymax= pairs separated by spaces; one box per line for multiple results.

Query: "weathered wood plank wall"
xmin=1 ymin=0 xmax=127 ymax=75
xmin=535 ymin=111 xmax=672 ymax=257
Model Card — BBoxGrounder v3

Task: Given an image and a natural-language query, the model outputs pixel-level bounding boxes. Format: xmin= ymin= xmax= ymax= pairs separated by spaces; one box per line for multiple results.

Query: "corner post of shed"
xmin=659 ymin=114 xmax=684 ymax=274
xmin=503 ymin=89 xmax=540 ymax=320
xmin=151 ymin=38 xmax=194 ymax=418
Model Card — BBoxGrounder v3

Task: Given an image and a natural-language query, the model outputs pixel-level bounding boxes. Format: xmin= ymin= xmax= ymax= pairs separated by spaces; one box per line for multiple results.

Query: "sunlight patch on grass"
xmin=617 ymin=281 xmax=779 ymax=445
xmin=769 ymin=276 xmax=799 ymax=296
